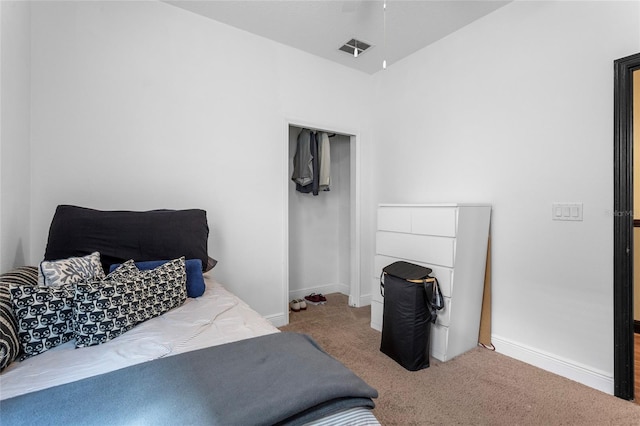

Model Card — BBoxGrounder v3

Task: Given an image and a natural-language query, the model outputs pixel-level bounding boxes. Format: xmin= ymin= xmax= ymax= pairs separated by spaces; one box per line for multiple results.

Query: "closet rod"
xmin=300 ymin=127 xmax=338 ymax=138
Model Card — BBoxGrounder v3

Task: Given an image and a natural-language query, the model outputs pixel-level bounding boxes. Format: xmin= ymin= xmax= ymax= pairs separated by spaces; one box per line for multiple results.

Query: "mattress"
xmin=0 ymin=274 xmax=379 ymax=425
xmin=0 ymin=273 xmax=276 ymax=400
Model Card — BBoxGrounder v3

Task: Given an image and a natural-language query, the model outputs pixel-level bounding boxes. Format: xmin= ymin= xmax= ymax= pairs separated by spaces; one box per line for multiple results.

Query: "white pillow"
xmin=39 ymin=252 xmax=106 ymax=286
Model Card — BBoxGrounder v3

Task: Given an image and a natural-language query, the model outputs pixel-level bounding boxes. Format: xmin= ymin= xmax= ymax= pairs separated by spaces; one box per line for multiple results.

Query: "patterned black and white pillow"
xmin=73 ymin=258 xmax=186 ymax=348
xmin=0 ymin=266 xmax=38 ymax=286
xmin=110 ymin=257 xmax=187 ymax=320
xmin=9 ymin=282 xmax=75 ymax=359
xmin=0 ymin=285 xmax=21 ymax=371
xmin=39 ymin=252 xmax=105 ymax=287
xmin=72 ymin=260 xmax=138 ymax=347
xmin=0 ymin=266 xmax=38 ymax=370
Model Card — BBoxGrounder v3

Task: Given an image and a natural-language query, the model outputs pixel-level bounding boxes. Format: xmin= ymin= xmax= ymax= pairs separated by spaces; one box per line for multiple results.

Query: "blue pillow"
xmin=109 ymin=258 xmax=205 ymax=298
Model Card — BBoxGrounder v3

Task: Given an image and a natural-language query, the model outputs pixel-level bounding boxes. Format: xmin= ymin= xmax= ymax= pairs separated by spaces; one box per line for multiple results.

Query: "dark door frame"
xmin=613 ymin=52 xmax=640 ymax=400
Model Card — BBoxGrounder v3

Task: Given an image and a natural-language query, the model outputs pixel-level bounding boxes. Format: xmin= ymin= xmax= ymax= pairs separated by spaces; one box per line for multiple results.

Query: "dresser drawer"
xmin=410 ymin=207 xmax=457 ymax=237
xmin=432 ymin=269 xmax=452 ymax=299
xmin=435 ymin=296 xmax=451 ymax=327
xmin=376 ymin=231 xmax=455 ymax=268
xmin=371 ymin=277 xmax=383 ymax=303
xmin=378 ymin=206 xmax=458 ymax=237
xmin=378 ymin=207 xmax=412 ymax=233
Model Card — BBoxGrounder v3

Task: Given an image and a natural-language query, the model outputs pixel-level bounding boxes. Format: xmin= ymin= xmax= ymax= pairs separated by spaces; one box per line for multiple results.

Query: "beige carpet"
xmin=279 ymin=293 xmax=640 ymax=425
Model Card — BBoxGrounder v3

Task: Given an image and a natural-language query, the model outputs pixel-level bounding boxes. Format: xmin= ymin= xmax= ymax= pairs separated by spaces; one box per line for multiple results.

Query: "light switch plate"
xmin=552 ymin=203 xmax=583 ymax=221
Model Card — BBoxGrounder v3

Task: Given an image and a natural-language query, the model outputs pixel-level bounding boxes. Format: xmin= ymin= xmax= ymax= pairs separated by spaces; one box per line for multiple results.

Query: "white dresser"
xmin=371 ymin=203 xmax=491 ymax=362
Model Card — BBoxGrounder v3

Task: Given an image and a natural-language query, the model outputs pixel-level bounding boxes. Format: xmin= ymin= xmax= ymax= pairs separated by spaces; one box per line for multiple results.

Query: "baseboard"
xmin=634 ymin=320 xmax=640 ymax=334
xmin=265 ymin=312 xmax=287 ymax=328
xmin=356 ymin=293 xmax=372 ymax=308
xmin=492 ymin=334 xmax=614 ymax=395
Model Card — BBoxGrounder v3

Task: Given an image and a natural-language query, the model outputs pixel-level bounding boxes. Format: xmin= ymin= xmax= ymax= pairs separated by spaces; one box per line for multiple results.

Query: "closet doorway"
xmin=283 ymin=122 xmax=361 ymax=325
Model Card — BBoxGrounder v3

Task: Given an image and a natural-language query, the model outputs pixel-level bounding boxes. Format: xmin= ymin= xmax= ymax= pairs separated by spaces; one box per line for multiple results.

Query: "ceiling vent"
xmin=339 ymin=38 xmax=371 ymax=58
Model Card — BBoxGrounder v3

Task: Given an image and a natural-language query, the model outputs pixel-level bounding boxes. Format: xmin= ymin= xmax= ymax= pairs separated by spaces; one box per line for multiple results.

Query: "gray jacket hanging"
xmin=291 ymin=129 xmax=313 ymax=187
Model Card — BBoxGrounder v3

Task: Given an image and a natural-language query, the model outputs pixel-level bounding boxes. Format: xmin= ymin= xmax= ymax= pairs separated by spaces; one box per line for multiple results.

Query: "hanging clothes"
xmin=310 ymin=131 xmax=320 ymax=195
xmin=294 ymin=130 xmax=320 ymax=195
xmin=292 ymin=129 xmax=332 ymax=196
xmin=291 ymin=129 xmax=313 ymax=187
xmin=318 ymin=132 xmax=331 ymax=191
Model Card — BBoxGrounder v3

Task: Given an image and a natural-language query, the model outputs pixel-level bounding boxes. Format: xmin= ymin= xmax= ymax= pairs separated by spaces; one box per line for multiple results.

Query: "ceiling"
xmin=165 ymin=0 xmax=511 ymax=75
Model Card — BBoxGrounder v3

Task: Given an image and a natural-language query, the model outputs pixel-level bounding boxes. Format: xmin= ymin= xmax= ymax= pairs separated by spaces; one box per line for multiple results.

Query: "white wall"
xmin=0 ymin=1 xmax=31 ymax=272
xmin=370 ymin=1 xmax=640 ymax=393
xmin=288 ymin=127 xmax=351 ymax=299
xmin=28 ymin=1 xmax=372 ymax=323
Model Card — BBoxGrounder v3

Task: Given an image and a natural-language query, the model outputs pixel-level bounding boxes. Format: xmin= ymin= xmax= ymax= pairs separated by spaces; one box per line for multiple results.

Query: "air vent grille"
xmin=339 ymin=38 xmax=371 ymax=57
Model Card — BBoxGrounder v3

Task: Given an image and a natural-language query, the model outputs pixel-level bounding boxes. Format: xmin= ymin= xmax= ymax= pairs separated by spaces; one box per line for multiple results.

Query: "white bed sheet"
xmin=0 ymin=274 xmax=278 ymax=401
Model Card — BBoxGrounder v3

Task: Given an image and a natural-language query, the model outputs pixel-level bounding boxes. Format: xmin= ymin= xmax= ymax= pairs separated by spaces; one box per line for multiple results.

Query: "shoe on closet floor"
xmin=304 ymin=293 xmax=327 ymax=305
xmin=289 ymin=300 xmax=300 ymax=312
xmin=296 ymin=299 xmax=307 ymax=310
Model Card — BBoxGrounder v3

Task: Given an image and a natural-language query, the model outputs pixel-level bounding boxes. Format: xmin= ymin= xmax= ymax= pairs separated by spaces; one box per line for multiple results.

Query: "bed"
xmin=0 ymin=206 xmax=378 ymax=425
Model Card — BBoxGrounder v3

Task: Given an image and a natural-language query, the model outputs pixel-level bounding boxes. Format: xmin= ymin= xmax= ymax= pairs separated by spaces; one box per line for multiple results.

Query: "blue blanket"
xmin=1 ymin=332 xmax=377 ymax=425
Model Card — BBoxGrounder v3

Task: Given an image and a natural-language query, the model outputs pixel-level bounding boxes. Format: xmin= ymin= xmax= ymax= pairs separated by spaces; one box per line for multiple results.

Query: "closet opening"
xmin=283 ymin=123 xmax=361 ymax=325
